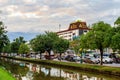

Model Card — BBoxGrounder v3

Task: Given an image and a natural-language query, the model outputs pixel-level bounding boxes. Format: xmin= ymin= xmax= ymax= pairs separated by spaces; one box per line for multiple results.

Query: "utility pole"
xmin=59 ymin=24 xmax=61 ymax=31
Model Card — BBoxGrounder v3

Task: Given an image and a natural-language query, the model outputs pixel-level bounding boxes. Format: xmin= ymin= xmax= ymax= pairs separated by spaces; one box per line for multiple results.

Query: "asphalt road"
xmin=103 ymin=63 xmax=120 ymax=67
xmin=54 ymin=59 xmax=120 ymax=67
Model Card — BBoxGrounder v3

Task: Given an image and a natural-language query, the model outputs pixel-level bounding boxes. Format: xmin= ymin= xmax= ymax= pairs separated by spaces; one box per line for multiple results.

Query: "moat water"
xmin=0 ymin=57 xmax=119 ymax=80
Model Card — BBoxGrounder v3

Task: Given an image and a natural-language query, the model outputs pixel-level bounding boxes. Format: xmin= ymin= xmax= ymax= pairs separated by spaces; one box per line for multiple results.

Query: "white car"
xmin=90 ymin=57 xmax=100 ymax=64
xmin=102 ymin=57 xmax=113 ymax=63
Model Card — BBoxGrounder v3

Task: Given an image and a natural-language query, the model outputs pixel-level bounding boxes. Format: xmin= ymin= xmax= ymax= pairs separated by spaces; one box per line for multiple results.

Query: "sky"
xmin=0 ymin=0 xmax=120 ymax=41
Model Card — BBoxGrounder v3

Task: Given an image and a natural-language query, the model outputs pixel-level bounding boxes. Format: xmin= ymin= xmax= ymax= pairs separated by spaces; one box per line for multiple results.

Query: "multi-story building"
xmin=57 ymin=21 xmax=90 ymax=40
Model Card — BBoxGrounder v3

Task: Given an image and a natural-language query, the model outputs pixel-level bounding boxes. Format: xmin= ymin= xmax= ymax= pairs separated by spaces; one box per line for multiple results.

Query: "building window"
xmin=84 ymin=30 xmax=87 ymax=32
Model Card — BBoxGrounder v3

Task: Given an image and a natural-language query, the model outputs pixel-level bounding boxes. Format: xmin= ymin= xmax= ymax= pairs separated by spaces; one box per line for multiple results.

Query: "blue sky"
xmin=0 ymin=0 xmax=120 ymax=41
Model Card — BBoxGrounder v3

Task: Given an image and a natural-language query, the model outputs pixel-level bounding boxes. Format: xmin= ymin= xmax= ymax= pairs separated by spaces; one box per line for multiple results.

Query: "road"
xmin=103 ymin=63 xmax=120 ymax=67
xmin=53 ymin=59 xmax=120 ymax=67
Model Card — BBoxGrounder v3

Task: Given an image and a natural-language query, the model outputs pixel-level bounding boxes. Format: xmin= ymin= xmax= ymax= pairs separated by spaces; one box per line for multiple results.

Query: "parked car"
xmin=71 ymin=56 xmax=81 ymax=62
xmin=58 ymin=55 xmax=66 ymax=60
xmin=111 ymin=53 xmax=120 ymax=63
xmin=45 ymin=55 xmax=54 ymax=59
xmin=102 ymin=56 xmax=113 ymax=63
xmin=83 ymin=57 xmax=99 ymax=64
xmin=64 ymin=55 xmax=74 ymax=61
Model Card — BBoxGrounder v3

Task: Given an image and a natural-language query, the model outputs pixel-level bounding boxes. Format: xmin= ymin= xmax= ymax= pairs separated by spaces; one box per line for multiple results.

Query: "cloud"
xmin=0 ymin=0 xmax=120 ymax=33
xmin=0 ymin=0 xmax=8 ymax=3
xmin=6 ymin=5 xmax=18 ymax=12
xmin=23 ymin=0 xmax=37 ymax=4
xmin=39 ymin=5 xmax=49 ymax=11
xmin=8 ymin=11 xmax=42 ymax=18
xmin=2 ymin=5 xmax=47 ymax=19
xmin=114 ymin=0 xmax=120 ymax=2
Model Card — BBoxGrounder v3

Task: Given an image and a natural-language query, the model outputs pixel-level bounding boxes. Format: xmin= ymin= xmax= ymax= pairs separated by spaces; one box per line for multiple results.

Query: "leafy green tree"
xmin=111 ymin=33 xmax=120 ymax=51
xmin=70 ymin=39 xmax=80 ymax=54
xmin=11 ymin=36 xmax=26 ymax=53
xmin=79 ymin=35 xmax=89 ymax=50
xmin=30 ymin=32 xmax=60 ymax=59
xmin=30 ymin=34 xmax=49 ymax=53
xmin=11 ymin=41 xmax=19 ymax=53
xmin=44 ymin=31 xmax=61 ymax=53
xmin=18 ymin=43 xmax=30 ymax=54
xmin=30 ymin=32 xmax=69 ymax=59
xmin=0 ymin=21 xmax=9 ymax=52
xmin=2 ymin=43 xmax=11 ymax=53
xmin=114 ymin=17 xmax=120 ymax=25
xmin=54 ymin=38 xmax=69 ymax=59
xmin=80 ymin=21 xmax=111 ymax=65
xmin=110 ymin=17 xmax=120 ymax=52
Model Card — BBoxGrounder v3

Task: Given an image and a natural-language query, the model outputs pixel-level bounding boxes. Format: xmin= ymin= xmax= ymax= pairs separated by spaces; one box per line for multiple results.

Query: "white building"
xmin=57 ymin=21 xmax=90 ymax=40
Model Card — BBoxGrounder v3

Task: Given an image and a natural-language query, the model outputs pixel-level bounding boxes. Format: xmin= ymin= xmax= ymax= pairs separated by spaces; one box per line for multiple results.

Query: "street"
xmin=103 ymin=63 xmax=120 ymax=67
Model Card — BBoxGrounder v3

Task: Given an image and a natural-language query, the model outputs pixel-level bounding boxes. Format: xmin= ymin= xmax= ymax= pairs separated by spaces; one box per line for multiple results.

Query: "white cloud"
xmin=40 ymin=5 xmax=49 ymax=11
xmin=23 ymin=0 xmax=37 ymax=4
xmin=49 ymin=7 xmax=76 ymax=18
xmin=114 ymin=9 xmax=120 ymax=16
xmin=0 ymin=0 xmax=120 ymax=33
xmin=114 ymin=0 xmax=120 ymax=2
xmin=5 ymin=5 xmax=18 ymax=12
xmin=0 ymin=0 xmax=8 ymax=3
xmin=4 ymin=5 xmax=42 ymax=19
xmin=8 ymin=11 xmax=42 ymax=19
xmin=8 ymin=11 xmax=23 ymax=17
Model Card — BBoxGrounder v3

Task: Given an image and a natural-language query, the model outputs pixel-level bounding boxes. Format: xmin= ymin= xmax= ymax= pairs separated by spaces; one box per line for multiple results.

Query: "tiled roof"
xmin=57 ymin=21 xmax=90 ymax=33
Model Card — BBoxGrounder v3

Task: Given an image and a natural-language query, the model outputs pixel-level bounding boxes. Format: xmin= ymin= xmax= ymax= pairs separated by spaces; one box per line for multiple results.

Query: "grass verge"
xmin=0 ymin=66 xmax=16 ymax=80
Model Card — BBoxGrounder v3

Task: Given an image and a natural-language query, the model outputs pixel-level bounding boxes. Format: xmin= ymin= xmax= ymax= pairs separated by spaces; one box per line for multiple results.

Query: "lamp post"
xmin=79 ymin=48 xmax=83 ymax=64
xmin=38 ymin=51 xmax=41 ymax=59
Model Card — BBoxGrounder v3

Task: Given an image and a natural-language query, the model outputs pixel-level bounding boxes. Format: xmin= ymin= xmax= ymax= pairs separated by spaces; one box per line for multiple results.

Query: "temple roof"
xmin=57 ymin=21 xmax=90 ymax=33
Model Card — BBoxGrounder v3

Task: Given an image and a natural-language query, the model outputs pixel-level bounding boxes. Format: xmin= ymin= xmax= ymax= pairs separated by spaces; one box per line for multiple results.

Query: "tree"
xmin=0 ymin=21 xmax=9 ymax=52
xmin=110 ymin=17 xmax=120 ymax=52
xmin=11 ymin=36 xmax=26 ymax=53
xmin=80 ymin=21 xmax=111 ymax=65
xmin=111 ymin=33 xmax=120 ymax=51
xmin=114 ymin=17 xmax=120 ymax=25
xmin=70 ymin=39 xmax=80 ymax=54
xmin=18 ymin=43 xmax=30 ymax=54
xmin=30 ymin=32 xmax=69 ymax=59
xmin=54 ymin=38 xmax=69 ymax=60
xmin=2 ymin=43 xmax=11 ymax=53
xmin=30 ymin=32 xmax=60 ymax=59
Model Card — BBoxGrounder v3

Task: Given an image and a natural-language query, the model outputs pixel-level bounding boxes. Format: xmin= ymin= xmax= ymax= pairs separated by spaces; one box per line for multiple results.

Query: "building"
xmin=57 ymin=21 xmax=90 ymax=40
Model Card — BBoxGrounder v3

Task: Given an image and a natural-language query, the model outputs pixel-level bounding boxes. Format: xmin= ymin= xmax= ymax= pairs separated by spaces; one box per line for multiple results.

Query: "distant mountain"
xmin=7 ymin=32 xmax=42 ymax=42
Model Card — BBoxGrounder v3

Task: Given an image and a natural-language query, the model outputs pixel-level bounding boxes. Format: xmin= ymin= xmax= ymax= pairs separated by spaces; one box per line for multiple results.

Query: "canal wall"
xmin=1 ymin=56 xmax=120 ymax=77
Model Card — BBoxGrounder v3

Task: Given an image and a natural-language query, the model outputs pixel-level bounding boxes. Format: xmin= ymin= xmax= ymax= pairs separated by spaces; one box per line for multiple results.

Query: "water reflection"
xmin=0 ymin=58 xmax=119 ymax=80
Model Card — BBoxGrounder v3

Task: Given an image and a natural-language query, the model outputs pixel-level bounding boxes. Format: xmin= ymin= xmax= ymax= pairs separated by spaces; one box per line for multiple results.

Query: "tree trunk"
xmin=40 ymin=53 xmax=42 ymax=59
xmin=100 ymin=48 xmax=103 ymax=65
xmin=48 ymin=50 xmax=51 ymax=60
xmin=60 ymin=53 xmax=62 ymax=61
xmin=60 ymin=69 xmax=61 ymax=78
xmin=38 ymin=51 xmax=42 ymax=59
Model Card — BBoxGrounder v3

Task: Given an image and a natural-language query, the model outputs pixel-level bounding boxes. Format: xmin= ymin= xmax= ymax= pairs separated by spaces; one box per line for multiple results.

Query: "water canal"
xmin=0 ymin=57 xmax=119 ymax=80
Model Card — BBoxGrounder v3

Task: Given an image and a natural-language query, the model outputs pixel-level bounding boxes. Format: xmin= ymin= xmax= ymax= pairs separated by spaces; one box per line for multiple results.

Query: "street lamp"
xmin=38 ymin=51 xmax=41 ymax=59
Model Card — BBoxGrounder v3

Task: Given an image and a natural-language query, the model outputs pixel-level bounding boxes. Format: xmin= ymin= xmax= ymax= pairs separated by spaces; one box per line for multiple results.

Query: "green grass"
xmin=0 ymin=67 xmax=16 ymax=80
